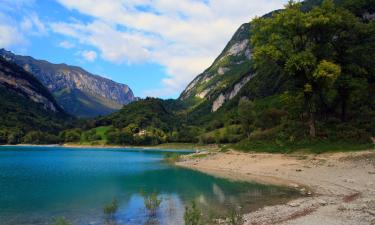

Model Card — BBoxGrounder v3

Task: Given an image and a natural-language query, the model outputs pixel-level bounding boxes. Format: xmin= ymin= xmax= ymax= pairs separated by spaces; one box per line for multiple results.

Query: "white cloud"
xmin=0 ymin=24 xmax=25 ymax=48
xmin=0 ymin=2 xmax=46 ymax=49
xmin=52 ymin=0 xmax=287 ymax=97
xmin=80 ymin=50 xmax=97 ymax=62
xmin=59 ymin=40 xmax=75 ymax=49
xmin=0 ymin=13 xmax=26 ymax=48
xmin=20 ymin=13 xmax=47 ymax=36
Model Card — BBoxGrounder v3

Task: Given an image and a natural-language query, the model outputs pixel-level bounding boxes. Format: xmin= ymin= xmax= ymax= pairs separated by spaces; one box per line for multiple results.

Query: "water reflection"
xmin=0 ymin=147 xmax=300 ymax=225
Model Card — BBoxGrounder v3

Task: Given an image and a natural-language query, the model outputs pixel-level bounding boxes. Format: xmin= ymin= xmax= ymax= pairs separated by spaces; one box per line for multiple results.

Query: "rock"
xmin=296 ymin=169 xmax=303 ymax=172
xmin=343 ymin=178 xmax=355 ymax=183
xmin=211 ymin=75 xmax=253 ymax=112
xmin=367 ymin=210 xmax=375 ymax=216
xmin=291 ymin=183 xmax=300 ymax=188
xmin=368 ymin=171 xmax=375 ymax=175
xmin=288 ymin=202 xmax=300 ymax=207
xmin=318 ymin=199 xmax=328 ymax=206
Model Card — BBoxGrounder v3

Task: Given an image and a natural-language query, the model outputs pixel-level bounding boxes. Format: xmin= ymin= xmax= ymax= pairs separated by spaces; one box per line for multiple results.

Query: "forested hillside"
xmin=61 ymin=0 xmax=374 ymax=152
xmin=0 ymin=57 xmax=72 ymax=144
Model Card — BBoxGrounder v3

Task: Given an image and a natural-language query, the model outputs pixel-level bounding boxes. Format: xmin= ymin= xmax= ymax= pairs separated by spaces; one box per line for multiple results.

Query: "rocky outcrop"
xmin=363 ymin=12 xmax=375 ymax=20
xmin=0 ymin=57 xmax=62 ymax=113
xmin=179 ymin=23 xmax=252 ymax=109
xmin=212 ymin=74 xmax=254 ymax=112
xmin=0 ymin=49 xmax=136 ymax=117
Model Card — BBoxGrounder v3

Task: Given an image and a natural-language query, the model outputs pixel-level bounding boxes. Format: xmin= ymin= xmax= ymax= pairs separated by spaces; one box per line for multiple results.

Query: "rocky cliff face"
xmin=0 ymin=49 xmax=135 ymax=117
xmin=0 ymin=57 xmax=63 ymax=113
xmin=179 ymin=23 xmax=253 ymax=111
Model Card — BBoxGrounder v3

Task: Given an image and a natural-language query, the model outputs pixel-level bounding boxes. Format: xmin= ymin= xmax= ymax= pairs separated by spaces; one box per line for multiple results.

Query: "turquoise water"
xmin=0 ymin=146 xmax=298 ymax=225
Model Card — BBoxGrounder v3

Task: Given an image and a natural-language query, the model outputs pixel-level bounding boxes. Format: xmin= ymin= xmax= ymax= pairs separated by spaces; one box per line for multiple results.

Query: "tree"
xmin=238 ymin=99 xmax=256 ymax=138
xmin=251 ymin=0 xmax=348 ymax=137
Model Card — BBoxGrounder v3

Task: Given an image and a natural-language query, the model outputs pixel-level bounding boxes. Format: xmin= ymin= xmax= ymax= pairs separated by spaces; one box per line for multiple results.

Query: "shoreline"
xmin=0 ymin=143 xmax=208 ymax=151
xmin=177 ymin=150 xmax=375 ymax=225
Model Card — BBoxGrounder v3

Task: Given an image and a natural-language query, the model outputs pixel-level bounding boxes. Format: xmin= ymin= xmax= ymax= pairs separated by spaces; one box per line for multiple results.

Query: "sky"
xmin=0 ymin=0 xmax=287 ymax=99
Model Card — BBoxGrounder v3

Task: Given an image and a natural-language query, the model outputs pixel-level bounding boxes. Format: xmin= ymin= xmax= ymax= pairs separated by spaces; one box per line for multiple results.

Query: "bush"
xmin=59 ymin=129 xmax=81 ymax=142
xmin=257 ymin=108 xmax=287 ymax=129
xmin=22 ymin=131 xmax=60 ymax=144
xmin=163 ymin=152 xmax=181 ymax=163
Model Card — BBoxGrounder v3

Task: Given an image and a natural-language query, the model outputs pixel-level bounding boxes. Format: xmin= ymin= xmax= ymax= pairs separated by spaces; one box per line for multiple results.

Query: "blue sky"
xmin=0 ymin=0 xmax=286 ymax=98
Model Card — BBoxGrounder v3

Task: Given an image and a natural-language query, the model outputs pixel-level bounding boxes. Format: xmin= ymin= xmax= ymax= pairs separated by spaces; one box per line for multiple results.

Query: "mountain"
xmin=179 ymin=23 xmax=253 ymax=112
xmin=0 ymin=57 xmax=70 ymax=144
xmin=60 ymin=0 xmax=374 ymax=150
xmin=0 ymin=49 xmax=136 ymax=118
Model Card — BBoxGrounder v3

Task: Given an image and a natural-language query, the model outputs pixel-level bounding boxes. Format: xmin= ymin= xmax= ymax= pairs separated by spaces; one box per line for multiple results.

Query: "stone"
xmin=288 ymin=202 xmax=300 ymax=207
xmin=343 ymin=179 xmax=355 ymax=183
xmin=318 ymin=199 xmax=328 ymax=206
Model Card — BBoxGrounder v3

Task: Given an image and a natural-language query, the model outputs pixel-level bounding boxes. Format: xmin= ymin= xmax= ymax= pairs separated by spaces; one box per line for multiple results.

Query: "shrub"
xmin=163 ymin=152 xmax=181 ymax=163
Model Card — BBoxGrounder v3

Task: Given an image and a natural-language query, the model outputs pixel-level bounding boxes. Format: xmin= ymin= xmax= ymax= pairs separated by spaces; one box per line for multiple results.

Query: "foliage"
xmin=252 ymin=0 xmax=354 ymax=137
xmin=141 ymin=191 xmax=162 ymax=217
xmin=238 ymin=99 xmax=256 ymax=138
xmin=163 ymin=152 xmax=181 ymax=163
xmin=184 ymin=201 xmax=203 ymax=225
xmin=55 ymin=0 xmax=375 ymax=153
xmin=0 ymin=57 xmax=72 ymax=144
xmin=50 ymin=217 xmax=72 ymax=225
xmin=103 ymin=198 xmax=119 ymax=218
xmin=227 ymin=209 xmax=244 ymax=225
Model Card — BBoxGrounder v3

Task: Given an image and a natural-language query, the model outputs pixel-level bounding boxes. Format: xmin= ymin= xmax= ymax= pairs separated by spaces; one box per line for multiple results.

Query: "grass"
xmin=191 ymin=153 xmax=210 ymax=159
xmin=153 ymin=142 xmax=218 ymax=151
xmin=233 ymin=139 xmax=374 ymax=154
xmin=163 ymin=152 xmax=181 ymax=163
xmin=78 ymin=126 xmax=112 ymax=145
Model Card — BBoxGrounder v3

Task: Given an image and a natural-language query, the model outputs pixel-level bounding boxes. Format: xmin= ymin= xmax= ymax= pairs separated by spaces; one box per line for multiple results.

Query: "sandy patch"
xmin=177 ymin=150 xmax=375 ymax=225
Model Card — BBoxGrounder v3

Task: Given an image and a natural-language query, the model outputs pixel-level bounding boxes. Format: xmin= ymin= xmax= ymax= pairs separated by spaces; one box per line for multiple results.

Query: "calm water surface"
xmin=0 ymin=146 xmax=299 ymax=225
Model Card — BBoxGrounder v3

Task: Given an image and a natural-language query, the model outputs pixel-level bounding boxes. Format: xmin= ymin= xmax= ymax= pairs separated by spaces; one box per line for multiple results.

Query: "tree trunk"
xmin=309 ymin=111 xmax=316 ymax=138
xmin=341 ymin=97 xmax=347 ymax=122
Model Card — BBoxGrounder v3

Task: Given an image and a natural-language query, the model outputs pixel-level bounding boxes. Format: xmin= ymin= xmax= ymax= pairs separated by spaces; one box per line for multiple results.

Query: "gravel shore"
xmin=177 ymin=150 xmax=375 ymax=225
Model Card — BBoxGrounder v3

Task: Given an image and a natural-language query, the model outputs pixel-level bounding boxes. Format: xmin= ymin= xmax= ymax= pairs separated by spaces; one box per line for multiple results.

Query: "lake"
xmin=0 ymin=146 xmax=299 ymax=225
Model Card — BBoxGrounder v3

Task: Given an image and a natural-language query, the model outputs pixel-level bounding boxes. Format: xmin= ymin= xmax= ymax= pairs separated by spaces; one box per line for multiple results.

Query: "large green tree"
xmin=251 ymin=0 xmax=363 ymax=137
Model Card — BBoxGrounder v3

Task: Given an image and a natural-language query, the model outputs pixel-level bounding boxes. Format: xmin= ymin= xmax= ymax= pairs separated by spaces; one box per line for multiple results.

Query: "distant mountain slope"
xmin=179 ymin=23 xmax=253 ymax=112
xmin=0 ymin=57 xmax=70 ymax=144
xmin=0 ymin=49 xmax=136 ymax=118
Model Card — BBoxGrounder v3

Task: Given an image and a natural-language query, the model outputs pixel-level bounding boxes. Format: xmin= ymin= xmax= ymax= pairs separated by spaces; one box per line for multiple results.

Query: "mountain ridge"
xmin=0 ymin=57 xmax=70 ymax=144
xmin=0 ymin=49 xmax=136 ymax=118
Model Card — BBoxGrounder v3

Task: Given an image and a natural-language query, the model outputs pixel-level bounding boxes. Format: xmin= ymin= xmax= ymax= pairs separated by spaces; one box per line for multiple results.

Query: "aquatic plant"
xmin=184 ymin=201 xmax=203 ymax=225
xmin=227 ymin=209 xmax=244 ymax=225
xmin=141 ymin=191 xmax=162 ymax=216
xmin=50 ymin=217 xmax=72 ymax=225
xmin=103 ymin=198 xmax=119 ymax=218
